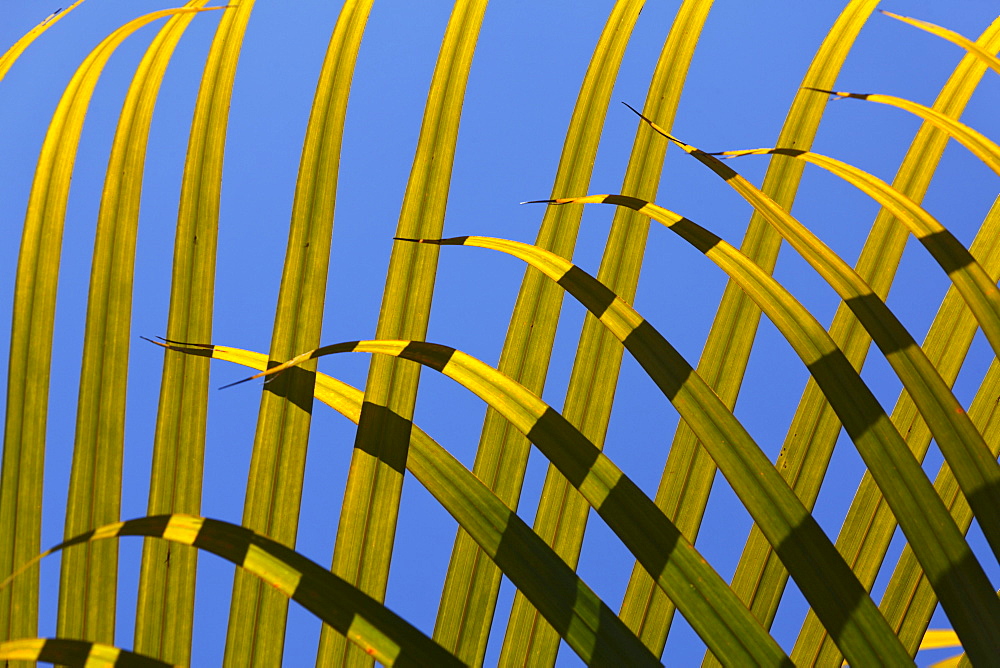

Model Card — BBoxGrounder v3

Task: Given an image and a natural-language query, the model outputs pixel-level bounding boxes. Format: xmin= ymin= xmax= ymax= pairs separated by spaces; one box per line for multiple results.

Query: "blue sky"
xmin=1 ymin=1 xmax=998 ymax=665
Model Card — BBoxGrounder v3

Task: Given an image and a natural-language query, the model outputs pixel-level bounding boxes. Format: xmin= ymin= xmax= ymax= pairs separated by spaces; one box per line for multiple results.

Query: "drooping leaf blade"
xmin=805 ymin=89 xmax=1000 ymax=176
xmin=435 ymin=2 xmax=649 ymax=664
xmin=151 ymin=339 xmax=662 ymax=667
xmin=641 ymin=121 xmax=1000 ymax=568
xmin=713 ymin=145 xmax=1000 ymax=359
xmin=54 ymin=4 xmax=225 ymax=659
xmin=131 ymin=2 xmax=256 ymax=665
xmin=4 ymin=516 xmax=465 ymax=668
xmin=793 ymin=194 xmax=1000 ymax=665
xmin=225 ymin=2 xmax=374 ymax=665
xmin=881 ymin=11 xmax=1000 ymax=75
xmin=219 ymin=337 xmax=792 ymax=667
xmin=320 ymin=4 xmax=489 ymax=666
xmin=0 ymin=1 xmax=88 ymax=82
xmin=0 ymin=637 xmax=172 ymax=667
xmin=500 ymin=2 xmax=714 ymax=663
xmin=512 ymin=191 xmax=1000 ymax=661
xmin=718 ymin=16 xmax=1000 ymax=649
xmin=618 ymin=2 xmax=883 ymax=654
xmin=0 ymin=5 xmax=225 ymax=652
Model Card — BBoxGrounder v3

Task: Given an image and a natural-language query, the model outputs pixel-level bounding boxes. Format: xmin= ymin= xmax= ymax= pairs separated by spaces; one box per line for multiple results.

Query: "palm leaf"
xmin=721 ymin=14 xmax=1000 ymax=647
xmin=0 ymin=5 xmax=223 ymax=651
xmin=501 ymin=2 xmax=713 ymax=663
xmin=0 ymin=637 xmax=172 ymax=667
xmin=132 ymin=3 xmax=253 ymax=665
xmin=225 ymin=2 xmax=373 ymax=665
xmin=221 ymin=337 xmax=793 ymax=666
xmin=0 ymin=1 xmax=88 ymax=82
xmin=435 ymin=2 xmax=647 ymax=664
xmin=320 ymin=4 xmax=488 ymax=665
xmin=794 ymin=193 xmax=1000 ymax=664
xmin=619 ymin=2 xmax=882 ymax=653
xmin=59 ymin=3 xmax=223 ymax=657
xmin=881 ymin=11 xmax=1000 ymax=75
xmin=713 ymin=146 xmax=1000 ymax=358
xmin=643 ymin=123 xmax=1000 ymax=566
xmin=149 ymin=339 xmax=662 ymax=666
xmin=508 ymin=192 xmax=1000 ymax=660
xmin=805 ymin=90 xmax=1000 ymax=176
xmin=5 ymin=515 xmax=466 ymax=667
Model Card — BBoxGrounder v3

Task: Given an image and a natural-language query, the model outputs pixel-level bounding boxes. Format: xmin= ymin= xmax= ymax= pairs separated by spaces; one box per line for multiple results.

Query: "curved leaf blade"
xmin=51 ymin=3 xmax=226 ymax=658
xmin=794 ymin=194 xmax=1000 ymax=664
xmin=617 ymin=2 xmax=884 ymax=655
xmin=806 ymin=89 xmax=1000 ymax=176
xmin=724 ymin=17 xmax=1000 ymax=657
xmin=635 ymin=117 xmax=1000 ymax=570
xmin=507 ymin=193 xmax=1000 ymax=660
xmin=321 ymin=4 xmax=489 ymax=665
xmin=0 ymin=5 xmax=224 ymax=650
xmin=714 ymin=145 xmax=1000 ymax=360
xmin=152 ymin=339 xmax=662 ymax=667
xmin=221 ymin=337 xmax=791 ymax=666
xmin=3 ymin=516 xmax=464 ymax=668
xmin=0 ymin=637 xmax=172 ymax=667
xmin=881 ymin=11 xmax=1000 ymax=75
xmin=500 ymin=2 xmax=715 ymax=664
xmin=0 ymin=1 xmax=88 ymax=82
xmin=436 ymin=2 xmax=649 ymax=664
xmin=226 ymin=2 xmax=374 ymax=665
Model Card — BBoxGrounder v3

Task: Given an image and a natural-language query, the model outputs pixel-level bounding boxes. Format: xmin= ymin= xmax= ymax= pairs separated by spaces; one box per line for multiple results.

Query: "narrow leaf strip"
xmin=2 ymin=516 xmax=464 ymax=668
xmin=0 ymin=1 xmax=87 ymax=81
xmin=712 ymin=145 xmax=1000 ymax=359
xmin=150 ymin=339 xmax=661 ymax=667
xmin=423 ymin=228 xmax=990 ymax=662
xmin=226 ymin=2 xmax=374 ymax=666
xmin=878 ymin=359 xmax=1000 ymax=655
xmin=130 ymin=2 xmax=254 ymax=666
xmin=440 ymin=3 xmax=646 ymax=663
xmin=724 ymin=17 xmax=1000 ymax=653
xmin=500 ymin=4 xmax=714 ymax=664
xmin=793 ymin=195 xmax=1000 ymax=665
xmin=881 ymin=11 xmax=1000 ymax=75
xmin=219 ymin=337 xmax=790 ymax=667
xmin=0 ymin=638 xmax=172 ymax=667
xmin=632 ymin=113 xmax=1000 ymax=566
xmin=321 ymin=4 xmax=488 ymax=665
xmin=804 ymin=89 xmax=1000 ymax=176
xmin=620 ymin=2 xmax=883 ymax=654
xmin=0 ymin=5 xmax=223 ymax=650
xmin=531 ymin=190 xmax=1000 ymax=661
xmin=56 ymin=2 xmax=222 ymax=656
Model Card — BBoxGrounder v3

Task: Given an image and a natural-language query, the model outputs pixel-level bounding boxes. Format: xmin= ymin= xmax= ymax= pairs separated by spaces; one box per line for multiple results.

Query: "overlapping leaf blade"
xmin=0 ymin=6 xmax=223 ymax=653
xmin=55 ymin=4 xmax=224 ymax=658
xmin=882 ymin=11 xmax=1000 ymax=75
xmin=5 ymin=515 xmax=466 ymax=667
xmin=219 ymin=336 xmax=793 ymax=666
xmin=152 ymin=340 xmax=662 ymax=666
xmin=716 ymin=15 xmax=1000 ymax=652
xmin=434 ymin=3 xmax=648 ymax=664
xmin=793 ymin=194 xmax=1000 ymax=665
xmin=0 ymin=637 xmax=171 ymax=667
xmin=617 ymin=2 xmax=882 ymax=655
xmin=224 ymin=2 xmax=373 ymax=665
xmin=125 ymin=3 xmax=255 ymax=665
xmin=319 ymin=2 xmax=489 ymax=666
xmin=500 ymin=2 xmax=713 ymax=664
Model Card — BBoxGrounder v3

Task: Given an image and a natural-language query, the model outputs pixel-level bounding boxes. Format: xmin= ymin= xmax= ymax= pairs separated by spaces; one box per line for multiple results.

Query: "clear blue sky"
xmin=1 ymin=1 xmax=998 ymax=665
